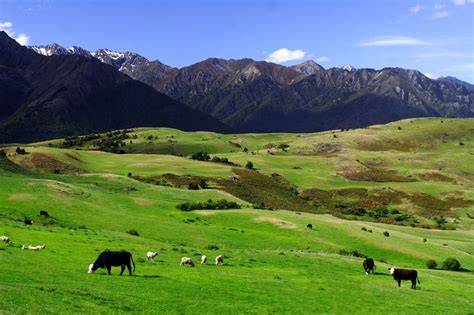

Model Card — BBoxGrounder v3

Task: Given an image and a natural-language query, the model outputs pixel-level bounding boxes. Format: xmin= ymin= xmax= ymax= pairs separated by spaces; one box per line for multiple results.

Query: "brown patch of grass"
xmin=416 ymin=172 xmax=455 ymax=183
xmin=16 ymin=153 xmax=85 ymax=174
xmin=356 ymin=139 xmax=422 ymax=152
xmin=8 ymin=193 xmax=36 ymax=201
xmin=217 ymin=168 xmax=320 ymax=214
xmin=339 ymin=167 xmax=416 ymax=182
xmin=254 ymin=216 xmax=297 ymax=229
xmin=132 ymin=198 xmax=152 ymax=206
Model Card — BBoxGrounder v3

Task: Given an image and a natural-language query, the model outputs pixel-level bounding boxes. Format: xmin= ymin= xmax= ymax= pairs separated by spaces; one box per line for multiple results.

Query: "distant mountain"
xmin=437 ymin=76 xmax=474 ymax=93
xmin=291 ymin=60 xmax=325 ymax=75
xmin=0 ymin=32 xmax=230 ymax=143
xmin=27 ymin=40 xmax=474 ymax=134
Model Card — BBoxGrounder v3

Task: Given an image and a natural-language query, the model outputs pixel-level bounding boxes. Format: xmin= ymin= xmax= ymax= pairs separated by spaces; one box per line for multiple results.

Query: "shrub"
xmin=188 ymin=183 xmax=199 ymax=190
xmin=191 ymin=151 xmax=210 ymax=161
xmin=0 ymin=150 xmax=5 ymax=157
xmin=361 ymin=227 xmax=367 ymax=231
xmin=442 ymin=257 xmax=461 ymax=271
xmin=127 ymin=172 xmax=132 ymax=177
xmin=426 ymin=259 xmax=437 ymax=269
xmin=15 ymin=147 xmax=27 ymax=155
xmin=423 ymin=238 xmax=427 ymax=243
xmin=339 ymin=249 xmax=368 ymax=258
xmin=383 ymin=231 xmax=390 ymax=237
xmin=126 ymin=229 xmax=140 ymax=236
xmin=205 ymin=244 xmax=219 ymax=250
xmin=245 ymin=161 xmax=254 ymax=169
xmin=176 ymin=199 xmax=241 ymax=211
xmin=198 ymin=180 xmax=208 ymax=189
xmin=433 ymin=216 xmax=447 ymax=226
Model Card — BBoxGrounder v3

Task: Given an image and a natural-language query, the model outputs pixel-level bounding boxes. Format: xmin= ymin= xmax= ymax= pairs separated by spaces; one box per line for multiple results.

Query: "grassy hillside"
xmin=1 ymin=118 xmax=473 ymax=313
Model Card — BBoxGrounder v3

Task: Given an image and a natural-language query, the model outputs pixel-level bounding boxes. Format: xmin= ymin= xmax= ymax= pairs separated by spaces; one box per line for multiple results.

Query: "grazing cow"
xmin=39 ymin=210 xmax=49 ymax=217
xmin=180 ymin=257 xmax=195 ymax=267
xmin=201 ymin=255 xmax=207 ymax=265
xmin=24 ymin=219 xmax=33 ymax=225
xmin=389 ymin=268 xmax=420 ymax=289
xmin=306 ymin=224 xmax=313 ymax=229
xmin=215 ymin=255 xmax=224 ymax=265
xmin=146 ymin=251 xmax=158 ymax=261
xmin=363 ymin=258 xmax=376 ymax=274
xmin=0 ymin=236 xmax=10 ymax=243
xmin=22 ymin=245 xmax=46 ymax=251
xmin=88 ymin=251 xmax=135 ymax=276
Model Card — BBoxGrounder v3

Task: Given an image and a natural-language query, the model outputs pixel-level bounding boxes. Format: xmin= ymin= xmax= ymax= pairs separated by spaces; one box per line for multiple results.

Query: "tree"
xmin=245 ymin=161 xmax=254 ymax=169
xmin=426 ymin=259 xmax=437 ymax=269
xmin=442 ymin=257 xmax=461 ymax=271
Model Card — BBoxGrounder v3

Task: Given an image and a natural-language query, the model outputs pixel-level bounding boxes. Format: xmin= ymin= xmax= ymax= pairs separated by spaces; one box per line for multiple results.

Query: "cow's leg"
xmin=107 ymin=266 xmax=111 ymax=275
xmin=411 ymin=280 xmax=416 ymax=289
xmin=127 ymin=264 xmax=132 ymax=276
xmin=120 ymin=265 xmax=125 ymax=275
xmin=398 ymin=280 xmax=401 ymax=287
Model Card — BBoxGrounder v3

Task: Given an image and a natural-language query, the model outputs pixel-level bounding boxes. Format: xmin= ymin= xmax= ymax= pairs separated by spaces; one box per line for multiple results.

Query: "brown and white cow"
xmin=389 ymin=267 xmax=420 ymax=289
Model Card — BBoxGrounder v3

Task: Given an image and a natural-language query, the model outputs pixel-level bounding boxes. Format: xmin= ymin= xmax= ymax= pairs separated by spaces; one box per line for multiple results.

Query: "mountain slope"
xmin=27 ymin=41 xmax=474 ymax=133
xmin=0 ymin=32 xmax=230 ymax=143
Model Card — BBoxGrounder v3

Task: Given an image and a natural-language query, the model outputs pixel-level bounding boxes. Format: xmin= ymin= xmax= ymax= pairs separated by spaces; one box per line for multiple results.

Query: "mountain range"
xmin=0 ymin=32 xmax=229 ymax=143
xmin=29 ymin=41 xmax=474 ymax=132
xmin=0 ymin=33 xmax=472 ymax=142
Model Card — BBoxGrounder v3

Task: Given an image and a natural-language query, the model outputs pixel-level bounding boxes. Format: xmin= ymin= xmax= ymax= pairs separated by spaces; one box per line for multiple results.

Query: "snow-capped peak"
xmin=342 ymin=64 xmax=357 ymax=72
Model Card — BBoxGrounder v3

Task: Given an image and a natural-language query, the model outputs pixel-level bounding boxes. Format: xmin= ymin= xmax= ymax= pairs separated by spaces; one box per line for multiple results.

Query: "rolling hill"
xmin=0 ymin=118 xmax=473 ymax=313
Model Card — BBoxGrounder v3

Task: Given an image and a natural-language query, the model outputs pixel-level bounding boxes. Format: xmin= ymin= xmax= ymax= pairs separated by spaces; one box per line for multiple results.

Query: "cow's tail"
xmin=131 ymin=254 xmax=136 ymax=274
xmin=417 ymin=276 xmax=420 ymax=284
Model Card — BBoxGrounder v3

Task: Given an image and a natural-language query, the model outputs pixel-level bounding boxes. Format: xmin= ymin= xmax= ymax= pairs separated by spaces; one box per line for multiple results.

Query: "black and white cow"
xmin=88 ymin=251 xmax=135 ymax=276
xmin=389 ymin=268 xmax=420 ymax=289
xmin=362 ymin=258 xmax=376 ymax=274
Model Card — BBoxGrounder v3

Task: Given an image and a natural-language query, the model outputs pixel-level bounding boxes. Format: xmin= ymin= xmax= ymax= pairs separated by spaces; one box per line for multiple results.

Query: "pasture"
xmin=1 ymin=118 xmax=473 ymax=313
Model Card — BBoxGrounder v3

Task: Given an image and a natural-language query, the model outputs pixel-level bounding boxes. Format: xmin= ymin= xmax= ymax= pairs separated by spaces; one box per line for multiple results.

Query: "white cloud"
xmin=265 ymin=48 xmax=306 ymax=63
xmin=434 ymin=4 xmax=446 ymax=9
xmin=357 ymin=36 xmax=432 ymax=47
xmin=453 ymin=0 xmax=474 ymax=4
xmin=432 ymin=10 xmax=450 ymax=18
xmin=0 ymin=21 xmax=30 ymax=45
xmin=443 ymin=63 xmax=474 ymax=71
xmin=316 ymin=56 xmax=329 ymax=63
xmin=15 ymin=33 xmax=30 ymax=46
xmin=424 ymin=73 xmax=439 ymax=79
xmin=417 ymin=52 xmax=472 ymax=58
xmin=410 ymin=4 xmax=424 ymax=14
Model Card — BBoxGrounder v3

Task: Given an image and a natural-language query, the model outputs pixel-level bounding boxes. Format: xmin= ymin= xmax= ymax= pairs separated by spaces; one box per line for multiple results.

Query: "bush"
xmin=198 ymin=180 xmax=208 ymax=189
xmin=176 ymin=199 xmax=241 ymax=211
xmin=423 ymin=238 xmax=427 ymax=243
xmin=383 ymin=231 xmax=390 ymax=237
xmin=0 ymin=150 xmax=5 ymax=157
xmin=245 ymin=161 xmax=254 ymax=169
xmin=191 ymin=151 xmax=210 ymax=161
xmin=205 ymin=244 xmax=219 ymax=250
xmin=426 ymin=259 xmax=437 ymax=269
xmin=442 ymin=257 xmax=461 ymax=271
xmin=361 ymin=227 xmax=367 ymax=231
xmin=339 ymin=249 xmax=368 ymax=258
xmin=15 ymin=147 xmax=27 ymax=155
xmin=126 ymin=229 xmax=140 ymax=236
xmin=188 ymin=183 xmax=199 ymax=190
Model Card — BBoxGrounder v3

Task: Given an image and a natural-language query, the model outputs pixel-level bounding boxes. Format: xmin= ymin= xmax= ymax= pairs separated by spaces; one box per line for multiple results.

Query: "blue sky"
xmin=1 ymin=0 xmax=473 ymax=82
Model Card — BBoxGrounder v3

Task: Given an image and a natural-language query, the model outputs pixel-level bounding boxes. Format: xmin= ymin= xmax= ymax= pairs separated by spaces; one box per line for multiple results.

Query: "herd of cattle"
xmin=2 ymin=213 xmax=421 ymax=290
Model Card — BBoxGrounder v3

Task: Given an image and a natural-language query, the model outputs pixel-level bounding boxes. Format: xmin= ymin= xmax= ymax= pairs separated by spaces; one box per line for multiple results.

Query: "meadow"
xmin=1 ymin=118 xmax=473 ymax=313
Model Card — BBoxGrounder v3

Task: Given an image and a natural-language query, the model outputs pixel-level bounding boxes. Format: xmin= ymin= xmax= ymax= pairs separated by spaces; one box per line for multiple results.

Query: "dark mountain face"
xmin=27 ymin=40 xmax=474 ymax=134
xmin=0 ymin=32 xmax=230 ymax=143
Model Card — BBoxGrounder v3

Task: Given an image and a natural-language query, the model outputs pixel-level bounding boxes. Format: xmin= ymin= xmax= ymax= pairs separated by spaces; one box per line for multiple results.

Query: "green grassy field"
xmin=1 ymin=118 xmax=473 ymax=313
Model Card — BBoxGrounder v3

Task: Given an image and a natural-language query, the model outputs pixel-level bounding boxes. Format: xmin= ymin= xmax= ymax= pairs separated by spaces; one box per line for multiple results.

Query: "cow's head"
xmin=389 ymin=267 xmax=395 ymax=275
xmin=88 ymin=263 xmax=96 ymax=273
